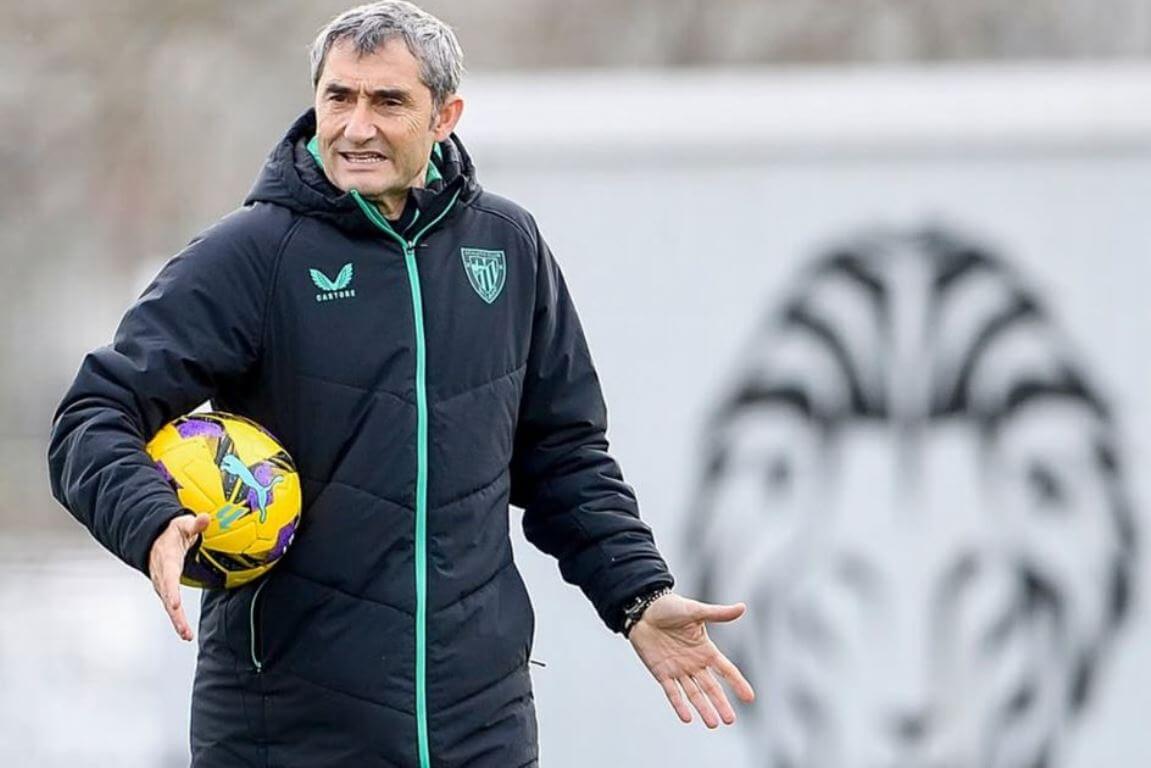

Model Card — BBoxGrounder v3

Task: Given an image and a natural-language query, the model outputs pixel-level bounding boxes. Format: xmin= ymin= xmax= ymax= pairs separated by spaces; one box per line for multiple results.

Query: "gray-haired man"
xmin=47 ymin=2 xmax=754 ymax=765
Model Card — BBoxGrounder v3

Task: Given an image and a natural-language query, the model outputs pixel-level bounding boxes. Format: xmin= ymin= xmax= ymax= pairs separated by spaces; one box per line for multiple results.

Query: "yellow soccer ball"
xmin=146 ymin=411 xmax=301 ymax=589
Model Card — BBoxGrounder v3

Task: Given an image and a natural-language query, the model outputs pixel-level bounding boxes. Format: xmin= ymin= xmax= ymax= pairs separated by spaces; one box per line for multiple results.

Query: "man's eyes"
xmin=325 ymin=94 xmax=403 ymax=108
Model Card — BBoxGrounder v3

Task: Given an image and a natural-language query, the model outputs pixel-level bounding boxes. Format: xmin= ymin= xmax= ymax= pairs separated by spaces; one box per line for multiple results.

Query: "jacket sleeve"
xmin=509 ymin=225 xmax=674 ymax=633
xmin=46 ymin=209 xmax=283 ymax=576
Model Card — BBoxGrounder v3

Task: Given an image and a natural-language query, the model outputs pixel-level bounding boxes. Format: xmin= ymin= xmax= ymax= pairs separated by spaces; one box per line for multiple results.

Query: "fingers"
xmin=150 ymin=514 xmax=204 ymax=643
xmin=712 ymin=651 xmax=756 ymax=704
xmin=658 ymin=676 xmax=693 ymax=724
xmin=695 ymin=668 xmax=736 ymax=725
xmin=682 ymin=674 xmax=721 ymax=729
xmin=155 ymin=555 xmax=193 ymax=641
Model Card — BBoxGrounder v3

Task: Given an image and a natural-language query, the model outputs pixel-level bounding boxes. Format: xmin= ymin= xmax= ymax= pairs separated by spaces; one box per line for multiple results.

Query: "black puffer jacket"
xmin=47 ymin=110 xmax=673 ymax=767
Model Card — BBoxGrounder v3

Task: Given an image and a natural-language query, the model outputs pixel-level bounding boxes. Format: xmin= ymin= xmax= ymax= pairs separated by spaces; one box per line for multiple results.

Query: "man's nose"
xmin=344 ymin=99 xmax=376 ymax=143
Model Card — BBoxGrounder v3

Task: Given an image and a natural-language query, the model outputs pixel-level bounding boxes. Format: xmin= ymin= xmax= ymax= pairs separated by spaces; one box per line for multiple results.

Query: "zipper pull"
xmin=529 ymin=658 xmax=547 ymax=669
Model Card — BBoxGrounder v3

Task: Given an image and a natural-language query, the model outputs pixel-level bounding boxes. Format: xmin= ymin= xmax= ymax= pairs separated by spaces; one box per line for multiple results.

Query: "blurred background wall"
xmin=7 ymin=0 xmax=1151 ymax=532
xmin=3 ymin=1 xmax=1150 ymax=766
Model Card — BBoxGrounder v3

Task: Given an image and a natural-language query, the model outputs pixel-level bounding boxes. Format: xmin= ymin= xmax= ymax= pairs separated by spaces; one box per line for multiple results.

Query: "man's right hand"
xmin=148 ymin=512 xmax=210 ymax=641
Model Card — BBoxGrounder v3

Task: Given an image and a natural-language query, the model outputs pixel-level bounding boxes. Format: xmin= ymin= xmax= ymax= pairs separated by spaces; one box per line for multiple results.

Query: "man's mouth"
xmin=339 ymin=151 xmax=387 ymax=165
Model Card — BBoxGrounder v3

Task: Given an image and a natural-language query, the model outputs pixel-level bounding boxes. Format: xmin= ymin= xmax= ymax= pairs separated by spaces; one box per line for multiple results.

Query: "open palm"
xmin=627 ymin=593 xmax=756 ymax=728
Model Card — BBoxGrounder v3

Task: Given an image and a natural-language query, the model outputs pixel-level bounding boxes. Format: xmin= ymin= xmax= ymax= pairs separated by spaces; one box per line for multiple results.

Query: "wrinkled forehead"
xmin=317 ymin=36 xmax=426 ymax=93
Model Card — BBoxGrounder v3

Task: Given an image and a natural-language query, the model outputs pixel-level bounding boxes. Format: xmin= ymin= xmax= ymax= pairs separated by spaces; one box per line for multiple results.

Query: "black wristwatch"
xmin=621 ymin=585 xmax=673 ymax=637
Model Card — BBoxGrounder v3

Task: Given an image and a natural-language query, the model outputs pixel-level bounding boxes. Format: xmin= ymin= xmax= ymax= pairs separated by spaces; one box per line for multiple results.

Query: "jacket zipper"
xmin=351 ymin=188 xmax=460 ymax=768
xmin=249 ymin=578 xmax=269 ymax=673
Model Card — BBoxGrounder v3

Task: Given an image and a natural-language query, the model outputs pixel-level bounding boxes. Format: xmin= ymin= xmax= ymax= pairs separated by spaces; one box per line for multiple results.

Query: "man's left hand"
xmin=628 ymin=593 xmax=756 ymax=728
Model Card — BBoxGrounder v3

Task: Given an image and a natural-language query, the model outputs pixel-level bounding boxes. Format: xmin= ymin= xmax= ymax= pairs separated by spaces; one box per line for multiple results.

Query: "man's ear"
xmin=433 ymin=94 xmax=464 ymax=141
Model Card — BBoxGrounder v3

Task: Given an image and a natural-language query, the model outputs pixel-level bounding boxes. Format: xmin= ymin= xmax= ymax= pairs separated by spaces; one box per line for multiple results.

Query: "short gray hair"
xmin=310 ymin=1 xmax=464 ymax=109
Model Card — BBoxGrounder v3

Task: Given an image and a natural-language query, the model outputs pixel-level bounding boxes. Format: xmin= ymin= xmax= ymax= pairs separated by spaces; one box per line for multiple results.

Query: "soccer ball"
xmin=146 ymin=411 xmax=302 ymax=589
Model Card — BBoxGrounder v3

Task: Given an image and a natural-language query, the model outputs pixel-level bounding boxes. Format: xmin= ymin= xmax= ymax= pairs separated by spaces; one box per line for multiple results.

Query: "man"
xmin=47 ymin=2 xmax=754 ymax=766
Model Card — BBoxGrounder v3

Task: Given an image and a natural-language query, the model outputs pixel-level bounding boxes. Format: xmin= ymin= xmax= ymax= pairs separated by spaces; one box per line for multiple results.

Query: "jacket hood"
xmin=245 ymin=108 xmax=481 ymax=238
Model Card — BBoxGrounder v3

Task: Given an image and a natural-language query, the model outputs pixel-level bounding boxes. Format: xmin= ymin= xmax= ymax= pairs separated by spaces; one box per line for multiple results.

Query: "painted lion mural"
xmin=689 ymin=229 xmax=1136 ymax=767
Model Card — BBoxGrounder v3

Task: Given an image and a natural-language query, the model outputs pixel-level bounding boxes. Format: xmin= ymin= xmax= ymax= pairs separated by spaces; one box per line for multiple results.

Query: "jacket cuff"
xmin=600 ymin=572 xmax=676 ymax=634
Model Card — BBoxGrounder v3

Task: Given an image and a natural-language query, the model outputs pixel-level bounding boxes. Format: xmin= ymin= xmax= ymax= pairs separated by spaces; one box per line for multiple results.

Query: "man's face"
xmin=313 ymin=38 xmax=452 ymax=204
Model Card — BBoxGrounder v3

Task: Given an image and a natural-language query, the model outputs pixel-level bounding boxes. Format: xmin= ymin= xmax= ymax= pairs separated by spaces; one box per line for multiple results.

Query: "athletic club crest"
xmin=461 ymin=247 xmax=506 ymax=304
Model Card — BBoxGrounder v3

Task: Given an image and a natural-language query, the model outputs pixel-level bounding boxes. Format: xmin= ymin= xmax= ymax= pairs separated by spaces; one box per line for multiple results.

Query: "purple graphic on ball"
xmin=267 ymin=518 xmax=299 ymax=562
xmin=247 ymin=462 xmax=280 ymax=510
xmin=177 ymin=417 xmax=226 ymax=440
